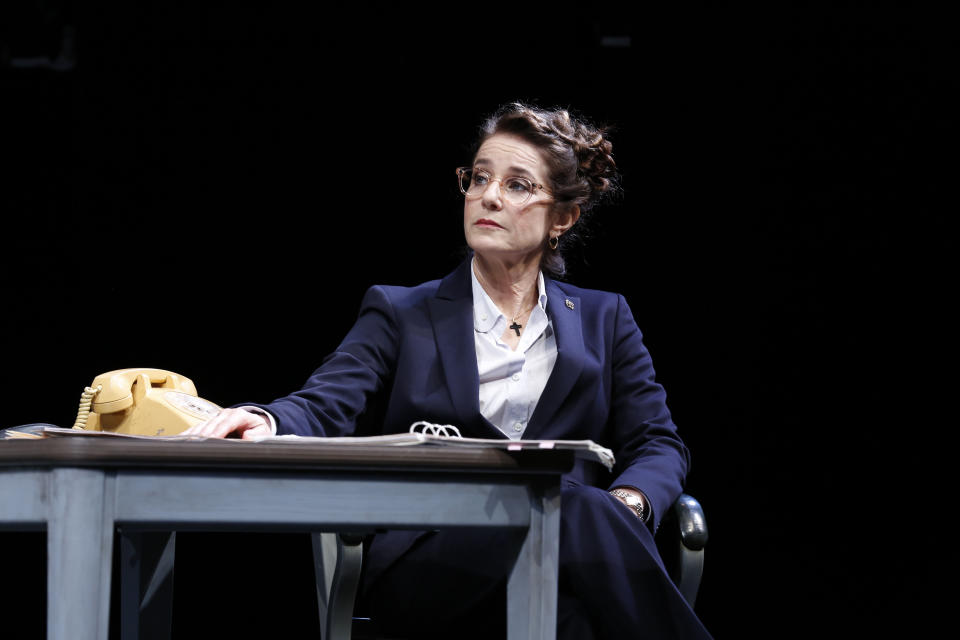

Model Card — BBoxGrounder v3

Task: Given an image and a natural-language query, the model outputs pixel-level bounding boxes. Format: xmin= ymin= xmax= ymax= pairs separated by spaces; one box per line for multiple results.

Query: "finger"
xmin=206 ymin=408 xmax=270 ymax=439
xmin=185 ymin=410 xmax=227 ymax=438
xmin=181 ymin=419 xmax=212 ymax=436
xmin=185 ymin=408 xmax=243 ymax=439
xmin=240 ymin=423 xmax=273 ymax=441
xmin=203 ymin=409 xmax=251 ymax=438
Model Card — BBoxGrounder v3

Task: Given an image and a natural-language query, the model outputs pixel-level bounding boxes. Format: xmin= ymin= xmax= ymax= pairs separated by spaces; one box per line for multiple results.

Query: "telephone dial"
xmin=72 ymin=368 xmax=222 ymax=436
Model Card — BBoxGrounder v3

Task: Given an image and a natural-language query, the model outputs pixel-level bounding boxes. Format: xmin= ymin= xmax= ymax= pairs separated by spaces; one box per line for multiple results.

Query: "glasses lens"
xmin=457 ymin=168 xmax=536 ymax=205
xmin=467 ymin=169 xmax=489 ymax=195
xmin=458 ymin=169 xmax=473 ymax=195
xmin=501 ymin=177 xmax=534 ymax=205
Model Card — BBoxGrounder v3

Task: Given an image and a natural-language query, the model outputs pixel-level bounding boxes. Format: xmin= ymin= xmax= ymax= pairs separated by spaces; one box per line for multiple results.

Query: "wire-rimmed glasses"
xmin=456 ymin=167 xmax=551 ymax=206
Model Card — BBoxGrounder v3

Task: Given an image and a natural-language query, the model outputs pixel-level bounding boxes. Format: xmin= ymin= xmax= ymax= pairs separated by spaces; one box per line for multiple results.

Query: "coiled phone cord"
xmin=72 ymin=385 xmax=102 ymax=430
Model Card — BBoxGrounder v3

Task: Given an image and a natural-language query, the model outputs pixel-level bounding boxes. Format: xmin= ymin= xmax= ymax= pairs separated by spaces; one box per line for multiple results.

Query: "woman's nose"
xmin=481 ymin=180 xmax=503 ymax=209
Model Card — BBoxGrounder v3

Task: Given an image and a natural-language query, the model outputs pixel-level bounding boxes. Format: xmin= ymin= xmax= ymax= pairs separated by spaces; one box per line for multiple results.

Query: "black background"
xmin=1 ymin=2 xmax=954 ymax=638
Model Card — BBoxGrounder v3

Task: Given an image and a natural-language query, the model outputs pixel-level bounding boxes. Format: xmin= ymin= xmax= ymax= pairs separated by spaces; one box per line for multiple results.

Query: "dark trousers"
xmin=361 ymin=484 xmax=712 ymax=639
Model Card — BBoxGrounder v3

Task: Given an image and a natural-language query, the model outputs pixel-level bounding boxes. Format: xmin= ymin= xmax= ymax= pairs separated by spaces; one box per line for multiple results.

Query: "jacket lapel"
xmin=526 ymin=279 xmax=584 ymax=438
xmin=427 ymin=259 xmax=497 ymax=435
xmin=427 ymin=260 xmax=584 ymax=440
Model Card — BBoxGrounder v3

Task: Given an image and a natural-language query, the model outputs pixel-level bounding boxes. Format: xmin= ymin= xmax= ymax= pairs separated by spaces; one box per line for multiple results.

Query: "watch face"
xmin=165 ymin=391 xmax=222 ymax=419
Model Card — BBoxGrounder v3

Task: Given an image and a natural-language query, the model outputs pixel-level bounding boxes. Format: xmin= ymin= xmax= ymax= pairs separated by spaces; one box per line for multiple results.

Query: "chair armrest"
xmin=657 ymin=493 xmax=708 ymax=607
xmin=314 ymin=532 xmax=365 ymax=640
xmin=673 ymin=493 xmax=708 ymax=551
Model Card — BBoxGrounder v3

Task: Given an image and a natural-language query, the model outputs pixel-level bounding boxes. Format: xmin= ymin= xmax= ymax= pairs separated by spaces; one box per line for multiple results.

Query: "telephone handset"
xmin=73 ymin=368 xmax=221 ymax=436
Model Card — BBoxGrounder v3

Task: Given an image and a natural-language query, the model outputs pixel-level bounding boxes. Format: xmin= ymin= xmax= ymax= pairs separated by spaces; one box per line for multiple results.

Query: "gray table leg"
xmin=47 ymin=468 xmax=115 ymax=640
xmin=507 ymin=484 xmax=561 ymax=640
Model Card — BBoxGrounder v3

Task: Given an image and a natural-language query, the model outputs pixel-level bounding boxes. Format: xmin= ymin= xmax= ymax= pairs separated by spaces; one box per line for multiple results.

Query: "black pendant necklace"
xmin=474 ymin=263 xmax=532 ymax=338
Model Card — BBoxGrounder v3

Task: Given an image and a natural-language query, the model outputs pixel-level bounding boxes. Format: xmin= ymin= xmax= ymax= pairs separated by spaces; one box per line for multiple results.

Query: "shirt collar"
xmin=471 ymin=257 xmax=548 ymax=334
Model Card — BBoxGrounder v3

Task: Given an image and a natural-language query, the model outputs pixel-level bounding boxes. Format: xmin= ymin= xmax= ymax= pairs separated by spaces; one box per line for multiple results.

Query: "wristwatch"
xmin=609 ymin=489 xmax=647 ymax=521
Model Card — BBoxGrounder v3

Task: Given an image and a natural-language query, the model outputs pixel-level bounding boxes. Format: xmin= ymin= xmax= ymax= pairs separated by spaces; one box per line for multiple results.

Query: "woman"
xmin=186 ymin=103 xmax=711 ymax=639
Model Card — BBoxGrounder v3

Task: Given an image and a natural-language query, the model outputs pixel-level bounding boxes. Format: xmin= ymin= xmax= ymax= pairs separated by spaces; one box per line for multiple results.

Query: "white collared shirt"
xmin=471 ymin=259 xmax=558 ymax=439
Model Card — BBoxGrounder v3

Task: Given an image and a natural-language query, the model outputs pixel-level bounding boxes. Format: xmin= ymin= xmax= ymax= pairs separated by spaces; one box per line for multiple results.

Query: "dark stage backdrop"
xmin=1 ymin=3 xmax=952 ymax=638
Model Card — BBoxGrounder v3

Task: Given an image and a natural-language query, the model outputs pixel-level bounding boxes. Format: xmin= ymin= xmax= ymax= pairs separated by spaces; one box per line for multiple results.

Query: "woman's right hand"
xmin=181 ymin=407 xmax=272 ymax=440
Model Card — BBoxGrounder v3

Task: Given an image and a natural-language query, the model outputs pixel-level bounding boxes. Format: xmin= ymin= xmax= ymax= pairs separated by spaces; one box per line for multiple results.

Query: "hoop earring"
xmin=549 ymin=235 xmax=559 ymax=250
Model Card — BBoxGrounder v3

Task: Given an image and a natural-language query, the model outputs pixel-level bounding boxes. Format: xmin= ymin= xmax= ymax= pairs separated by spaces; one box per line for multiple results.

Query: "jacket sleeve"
xmin=606 ymin=294 xmax=690 ymax=531
xmin=245 ymin=286 xmax=400 ymax=437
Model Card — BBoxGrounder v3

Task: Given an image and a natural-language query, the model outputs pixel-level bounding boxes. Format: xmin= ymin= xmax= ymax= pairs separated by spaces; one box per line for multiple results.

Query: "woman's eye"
xmin=505 ymin=178 xmax=532 ymax=192
xmin=472 ymin=172 xmax=489 ymax=185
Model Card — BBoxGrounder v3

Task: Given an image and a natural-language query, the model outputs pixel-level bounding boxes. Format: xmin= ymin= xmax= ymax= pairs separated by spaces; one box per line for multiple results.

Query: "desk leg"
xmin=47 ymin=469 xmax=114 ymax=640
xmin=507 ymin=484 xmax=561 ymax=640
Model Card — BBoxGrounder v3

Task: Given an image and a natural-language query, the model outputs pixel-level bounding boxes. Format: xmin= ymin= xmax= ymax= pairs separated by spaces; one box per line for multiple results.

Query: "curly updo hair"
xmin=472 ymin=102 xmax=621 ymax=279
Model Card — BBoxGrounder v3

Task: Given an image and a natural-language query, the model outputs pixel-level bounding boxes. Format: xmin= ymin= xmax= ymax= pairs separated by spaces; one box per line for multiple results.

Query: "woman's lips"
xmin=475 ymin=218 xmax=504 ymax=229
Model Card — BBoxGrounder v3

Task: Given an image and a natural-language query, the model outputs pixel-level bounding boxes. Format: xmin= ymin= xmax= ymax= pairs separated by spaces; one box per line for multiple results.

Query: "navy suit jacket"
xmin=255 ymin=258 xmax=690 ymax=533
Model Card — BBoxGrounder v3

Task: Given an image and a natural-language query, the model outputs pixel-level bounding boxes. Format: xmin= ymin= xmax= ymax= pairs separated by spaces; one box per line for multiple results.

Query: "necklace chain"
xmin=474 ymin=265 xmax=538 ymax=334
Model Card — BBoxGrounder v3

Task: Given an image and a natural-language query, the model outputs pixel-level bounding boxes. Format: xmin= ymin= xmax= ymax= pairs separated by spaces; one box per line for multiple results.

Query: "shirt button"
xmin=513 ymin=423 xmax=523 ymax=432
xmin=511 ymin=373 xmax=521 ymax=381
xmin=480 ymin=314 xmax=488 ymax=321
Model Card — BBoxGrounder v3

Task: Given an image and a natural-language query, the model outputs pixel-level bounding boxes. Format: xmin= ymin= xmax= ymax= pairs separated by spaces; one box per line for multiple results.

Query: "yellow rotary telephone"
xmin=73 ymin=368 xmax=221 ymax=436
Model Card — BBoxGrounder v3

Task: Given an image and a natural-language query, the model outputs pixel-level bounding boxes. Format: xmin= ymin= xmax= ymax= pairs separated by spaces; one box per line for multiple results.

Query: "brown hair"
xmin=473 ymin=102 xmax=621 ymax=278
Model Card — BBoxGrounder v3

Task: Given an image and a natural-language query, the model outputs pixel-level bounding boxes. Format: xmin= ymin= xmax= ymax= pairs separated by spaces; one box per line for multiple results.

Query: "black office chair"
xmin=313 ymin=492 xmax=708 ymax=640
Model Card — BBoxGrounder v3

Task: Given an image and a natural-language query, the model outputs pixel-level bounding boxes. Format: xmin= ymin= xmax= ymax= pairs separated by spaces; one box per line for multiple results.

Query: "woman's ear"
xmin=553 ymin=205 xmax=581 ymax=235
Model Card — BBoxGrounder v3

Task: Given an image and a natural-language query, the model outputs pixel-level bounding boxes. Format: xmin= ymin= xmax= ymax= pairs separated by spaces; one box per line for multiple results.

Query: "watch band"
xmin=609 ymin=489 xmax=647 ymax=521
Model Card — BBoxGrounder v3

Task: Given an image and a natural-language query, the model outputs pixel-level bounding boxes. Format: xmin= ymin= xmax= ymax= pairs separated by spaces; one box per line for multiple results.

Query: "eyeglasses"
xmin=456 ymin=167 xmax=551 ymax=206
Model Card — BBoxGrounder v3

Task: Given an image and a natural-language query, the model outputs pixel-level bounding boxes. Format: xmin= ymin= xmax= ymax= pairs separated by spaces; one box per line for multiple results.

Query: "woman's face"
xmin=463 ymin=133 xmax=575 ymax=265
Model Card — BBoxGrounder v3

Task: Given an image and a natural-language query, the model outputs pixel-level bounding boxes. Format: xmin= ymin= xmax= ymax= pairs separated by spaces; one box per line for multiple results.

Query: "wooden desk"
xmin=0 ymin=436 xmax=572 ymax=640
